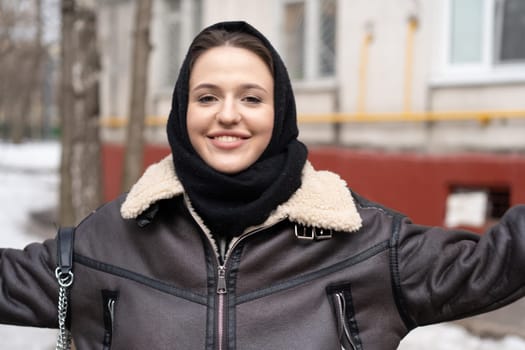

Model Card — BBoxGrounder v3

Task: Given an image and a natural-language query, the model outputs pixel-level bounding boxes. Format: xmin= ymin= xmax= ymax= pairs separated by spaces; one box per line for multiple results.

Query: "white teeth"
xmin=214 ymin=136 xmax=240 ymax=142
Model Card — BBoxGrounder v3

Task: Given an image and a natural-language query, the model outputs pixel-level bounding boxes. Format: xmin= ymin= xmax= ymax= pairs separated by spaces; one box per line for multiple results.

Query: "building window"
xmin=450 ymin=0 xmax=484 ymax=64
xmin=445 ymin=185 xmax=510 ymax=229
xmin=282 ymin=0 xmax=337 ymax=81
xmin=443 ymin=0 xmax=525 ymax=79
xmin=162 ymin=0 xmax=202 ymax=88
xmin=165 ymin=0 xmax=182 ymax=87
xmin=495 ymin=0 xmax=525 ymax=63
xmin=319 ymin=0 xmax=337 ymax=77
xmin=283 ymin=2 xmax=306 ymax=80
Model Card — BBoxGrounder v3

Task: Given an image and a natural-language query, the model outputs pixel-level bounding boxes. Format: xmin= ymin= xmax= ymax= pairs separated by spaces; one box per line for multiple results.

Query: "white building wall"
xmin=338 ymin=0 xmax=424 ymax=113
xmin=202 ymin=0 xmax=278 ymax=39
xmin=97 ymin=0 xmax=137 ymax=144
xmin=335 ymin=0 xmax=525 ymax=151
xmin=97 ymin=0 xmax=135 ymax=120
xmin=96 ymin=0 xmax=525 ymax=151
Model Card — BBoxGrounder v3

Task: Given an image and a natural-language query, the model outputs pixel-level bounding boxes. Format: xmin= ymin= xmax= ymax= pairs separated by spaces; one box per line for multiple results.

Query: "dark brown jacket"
xmin=1 ymin=156 xmax=525 ymax=349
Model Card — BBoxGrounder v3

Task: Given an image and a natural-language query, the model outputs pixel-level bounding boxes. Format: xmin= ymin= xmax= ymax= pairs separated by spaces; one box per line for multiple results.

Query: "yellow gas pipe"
xmin=403 ymin=15 xmax=419 ymax=114
xmin=356 ymin=24 xmax=374 ymax=116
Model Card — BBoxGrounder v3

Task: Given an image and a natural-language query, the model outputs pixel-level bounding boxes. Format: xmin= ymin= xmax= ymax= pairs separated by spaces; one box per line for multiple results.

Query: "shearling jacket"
xmin=1 ymin=156 xmax=525 ymax=349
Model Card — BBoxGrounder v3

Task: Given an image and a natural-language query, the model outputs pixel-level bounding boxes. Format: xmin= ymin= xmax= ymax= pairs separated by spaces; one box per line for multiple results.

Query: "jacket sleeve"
xmin=395 ymin=205 xmax=525 ymax=329
xmin=0 ymin=238 xmax=59 ymax=328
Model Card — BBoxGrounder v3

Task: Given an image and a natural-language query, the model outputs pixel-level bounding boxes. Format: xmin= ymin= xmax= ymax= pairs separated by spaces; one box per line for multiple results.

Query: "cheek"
xmin=260 ymin=111 xmax=274 ymax=148
xmin=186 ymin=106 xmax=203 ymax=149
xmin=261 ymin=127 xmax=273 ymax=149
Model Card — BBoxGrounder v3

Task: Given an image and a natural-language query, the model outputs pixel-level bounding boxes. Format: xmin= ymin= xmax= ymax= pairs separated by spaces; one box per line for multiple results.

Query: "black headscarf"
xmin=167 ymin=21 xmax=308 ymax=238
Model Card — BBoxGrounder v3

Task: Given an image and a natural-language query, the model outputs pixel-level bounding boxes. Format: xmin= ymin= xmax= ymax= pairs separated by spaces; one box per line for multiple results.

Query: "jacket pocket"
xmin=101 ymin=290 xmax=119 ymax=350
xmin=326 ymin=283 xmax=362 ymax=350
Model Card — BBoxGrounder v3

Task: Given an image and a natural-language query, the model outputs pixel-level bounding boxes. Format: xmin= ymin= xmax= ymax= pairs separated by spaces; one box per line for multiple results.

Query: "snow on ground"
xmin=0 ymin=141 xmax=524 ymax=349
xmin=0 ymin=141 xmax=59 ymax=349
xmin=0 ymin=141 xmax=59 ymax=248
xmin=399 ymin=324 xmax=525 ymax=350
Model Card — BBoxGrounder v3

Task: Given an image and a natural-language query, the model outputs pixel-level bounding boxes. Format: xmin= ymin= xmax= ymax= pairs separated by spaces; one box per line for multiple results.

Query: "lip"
xmin=207 ymin=131 xmax=250 ymax=150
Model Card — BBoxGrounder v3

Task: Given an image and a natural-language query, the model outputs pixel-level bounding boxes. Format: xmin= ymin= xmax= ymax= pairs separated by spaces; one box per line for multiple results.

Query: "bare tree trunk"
xmin=9 ymin=58 xmax=31 ymax=143
xmin=10 ymin=51 xmax=44 ymax=142
xmin=4 ymin=0 xmax=45 ymax=143
xmin=59 ymin=0 xmax=102 ymax=226
xmin=70 ymin=5 xmax=102 ymax=223
xmin=121 ymin=0 xmax=153 ymax=192
xmin=0 ymin=3 xmax=14 ymax=138
xmin=3 ymin=49 xmax=31 ymax=142
xmin=32 ymin=0 xmax=45 ymax=139
xmin=59 ymin=0 xmax=77 ymax=225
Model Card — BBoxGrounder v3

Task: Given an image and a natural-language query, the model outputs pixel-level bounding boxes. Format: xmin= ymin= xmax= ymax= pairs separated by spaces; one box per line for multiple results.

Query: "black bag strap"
xmin=55 ymin=226 xmax=75 ymax=350
xmin=56 ymin=227 xmax=75 ymax=275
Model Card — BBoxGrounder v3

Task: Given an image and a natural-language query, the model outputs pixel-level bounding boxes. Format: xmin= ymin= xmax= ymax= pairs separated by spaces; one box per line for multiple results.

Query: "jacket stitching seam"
xmin=203 ymin=237 xmax=217 ymax=350
xmin=427 ymin=284 xmax=525 ymax=324
xmin=389 ymin=215 xmax=417 ymax=330
xmin=227 ymin=243 xmax=244 ymax=350
xmin=235 ymin=240 xmax=389 ymax=304
xmin=353 ymin=192 xmax=417 ymax=329
xmin=352 ymin=191 xmax=405 ymax=218
xmin=357 ymin=204 xmax=393 ymax=216
xmin=73 ymin=253 xmax=207 ymax=305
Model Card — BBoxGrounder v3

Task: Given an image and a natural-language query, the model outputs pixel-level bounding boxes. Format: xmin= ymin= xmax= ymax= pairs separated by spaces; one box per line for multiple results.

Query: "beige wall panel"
xmin=98 ymin=1 xmax=135 ymax=121
xmin=298 ymin=124 xmax=336 ymax=145
xmin=430 ymin=85 xmax=525 ymax=111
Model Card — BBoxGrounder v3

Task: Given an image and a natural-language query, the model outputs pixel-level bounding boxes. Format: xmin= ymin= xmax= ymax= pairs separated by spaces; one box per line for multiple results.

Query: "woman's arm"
xmin=0 ymin=238 xmax=59 ymax=328
xmin=395 ymin=205 xmax=525 ymax=328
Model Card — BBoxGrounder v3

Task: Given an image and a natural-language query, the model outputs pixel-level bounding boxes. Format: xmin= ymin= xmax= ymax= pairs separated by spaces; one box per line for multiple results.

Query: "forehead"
xmin=189 ymin=46 xmax=273 ymax=86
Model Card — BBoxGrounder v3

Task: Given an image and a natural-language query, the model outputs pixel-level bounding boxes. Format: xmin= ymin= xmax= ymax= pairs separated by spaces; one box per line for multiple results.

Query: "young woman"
xmin=1 ymin=21 xmax=525 ymax=350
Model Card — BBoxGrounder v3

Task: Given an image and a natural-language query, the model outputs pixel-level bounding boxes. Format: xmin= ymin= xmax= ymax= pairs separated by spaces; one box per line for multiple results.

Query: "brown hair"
xmin=188 ymin=29 xmax=274 ymax=74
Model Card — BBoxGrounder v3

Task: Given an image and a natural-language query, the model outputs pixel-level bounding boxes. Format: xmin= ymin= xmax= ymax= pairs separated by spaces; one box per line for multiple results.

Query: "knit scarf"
xmin=167 ymin=21 xmax=308 ymax=238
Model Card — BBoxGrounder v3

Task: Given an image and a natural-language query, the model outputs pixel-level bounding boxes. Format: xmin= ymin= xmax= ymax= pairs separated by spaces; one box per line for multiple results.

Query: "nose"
xmin=216 ymin=98 xmax=241 ymax=124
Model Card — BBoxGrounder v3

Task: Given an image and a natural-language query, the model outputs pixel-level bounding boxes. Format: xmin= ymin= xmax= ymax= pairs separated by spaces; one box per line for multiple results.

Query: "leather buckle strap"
xmin=294 ymin=224 xmax=333 ymax=241
xmin=57 ymin=227 xmax=75 ymax=275
xmin=314 ymin=228 xmax=333 ymax=240
xmin=295 ymin=225 xmax=314 ymax=240
xmin=55 ymin=226 xmax=76 ymax=350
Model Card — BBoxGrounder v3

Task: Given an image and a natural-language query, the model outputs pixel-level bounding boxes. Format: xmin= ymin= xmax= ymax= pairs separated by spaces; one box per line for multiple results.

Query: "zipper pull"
xmin=217 ymin=266 xmax=227 ymax=294
xmin=107 ymin=298 xmax=115 ymax=325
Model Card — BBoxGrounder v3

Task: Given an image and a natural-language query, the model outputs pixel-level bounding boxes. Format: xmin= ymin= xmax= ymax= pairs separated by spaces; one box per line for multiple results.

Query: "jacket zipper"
xmin=217 ymin=265 xmax=227 ymax=350
xmin=102 ymin=292 xmax=118 ymax=350
xmin=333 ymin=292 xmax=356 ymax=350
xmin=184 ymin=192 xmax=285 ymax=350
xmin=211 ymin=222 xmax=284 ymax=350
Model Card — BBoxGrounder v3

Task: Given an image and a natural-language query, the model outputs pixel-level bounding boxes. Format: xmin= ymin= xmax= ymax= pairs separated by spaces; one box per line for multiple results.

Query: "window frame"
xmin=279 ymin=0 xmax=337 ymax=84
xmin=157 ymin=0 xmax=202 ymax=91
xmin=433 ymin=0 xmax=525 ymax=86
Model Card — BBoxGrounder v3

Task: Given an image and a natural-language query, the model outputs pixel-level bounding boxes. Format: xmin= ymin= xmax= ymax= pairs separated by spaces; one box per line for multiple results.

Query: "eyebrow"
xmin=191 ymin=83 xmax=269 ymax=94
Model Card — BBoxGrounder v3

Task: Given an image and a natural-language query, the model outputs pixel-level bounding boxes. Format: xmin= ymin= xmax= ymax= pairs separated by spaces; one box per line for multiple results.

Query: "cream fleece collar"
xmin=121 ymin=156 xmax=362 ymax=233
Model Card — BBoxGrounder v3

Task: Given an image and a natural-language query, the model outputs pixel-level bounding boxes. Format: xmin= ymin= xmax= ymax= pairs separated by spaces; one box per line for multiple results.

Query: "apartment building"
xmin=97 ymin=0 xmax=525 ymax=228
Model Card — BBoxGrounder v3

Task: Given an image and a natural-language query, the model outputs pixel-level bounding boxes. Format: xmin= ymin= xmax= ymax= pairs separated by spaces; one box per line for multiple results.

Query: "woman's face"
xmin=187 ymin=46 xmax=274 ymax=174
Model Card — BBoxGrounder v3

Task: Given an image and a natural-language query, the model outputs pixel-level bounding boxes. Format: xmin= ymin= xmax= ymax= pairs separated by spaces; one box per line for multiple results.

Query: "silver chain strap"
xmin=55 ymin=267 xmax=74 ymax=350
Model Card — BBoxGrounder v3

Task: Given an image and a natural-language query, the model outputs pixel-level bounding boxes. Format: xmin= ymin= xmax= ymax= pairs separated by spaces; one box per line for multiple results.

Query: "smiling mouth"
xmin=211 ymin=135 xmax=246 ymax=142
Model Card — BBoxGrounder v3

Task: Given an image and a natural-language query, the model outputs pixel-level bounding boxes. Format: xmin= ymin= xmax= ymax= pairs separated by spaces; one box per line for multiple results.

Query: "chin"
xmin=215 ymin=166 xmax=246 ymax=174
xmin=210 ymin=162 xmax=251 ymax=174
xmin=203 ymin=154 xmax=260 ymax=174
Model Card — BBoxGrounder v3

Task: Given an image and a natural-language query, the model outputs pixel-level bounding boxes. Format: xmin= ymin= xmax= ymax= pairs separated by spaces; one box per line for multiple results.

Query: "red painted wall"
xmin=102 ymin=143 xmax=170 ymax=201
xmin=308 ymin=147 xmax=525 ymax=229
xmin=103 ymin=144 xmax=525 ymax=230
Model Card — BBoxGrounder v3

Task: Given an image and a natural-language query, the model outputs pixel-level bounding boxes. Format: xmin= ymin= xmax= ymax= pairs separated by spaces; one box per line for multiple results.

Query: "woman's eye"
xmin=243 ymin=96 xmax=262 ymax=104
xmin=198 ymin=95 xmax=216 ymax=104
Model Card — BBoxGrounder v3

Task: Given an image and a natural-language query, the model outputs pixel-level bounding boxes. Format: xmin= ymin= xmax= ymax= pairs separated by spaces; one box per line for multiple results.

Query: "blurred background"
xmin=1 ymin=0 xmax=525 ymax=348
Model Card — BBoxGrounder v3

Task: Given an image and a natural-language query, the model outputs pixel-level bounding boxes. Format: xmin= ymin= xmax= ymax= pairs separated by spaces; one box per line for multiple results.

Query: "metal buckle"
xmin=55 ymin=267 xmax=74 ymax=288
xmin=294 ymin=225 xmax=314 ymax=240
xmin=314 ymin=228 xmax=333 ymax=240
xmin=294 ymin=225 xmax=333 ymax=241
